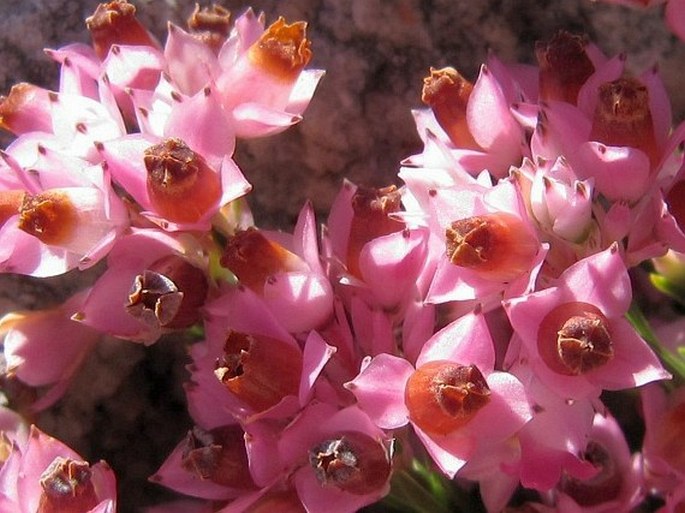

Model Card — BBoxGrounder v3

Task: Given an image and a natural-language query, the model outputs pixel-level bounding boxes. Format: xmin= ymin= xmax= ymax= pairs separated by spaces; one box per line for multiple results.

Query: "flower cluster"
xmin=1 ymin=2 xmax=685 ymax=513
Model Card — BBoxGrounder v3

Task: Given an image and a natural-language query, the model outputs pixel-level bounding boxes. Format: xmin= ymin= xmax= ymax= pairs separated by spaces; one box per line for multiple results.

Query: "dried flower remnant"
xmin=214 ymin=331 xmax=302 ymax=413
xmin=537 ymin=302 xmax=614 ymax=376
xmin=558 ymin=441 xmax=623 ymax=506
xmin=181 ymin=425 xmax=255 ymax=489
xmin=308 ymin=431 xmax=392 ymax=495
xmin=126 ymin=255 xmax=208 ymax=330
xmin=187 ymin=4 xmax=232 ymax=53
xmin=37 ymin=457 xmax=99 ymax=513
xmin=144 ymin=138 xmax=222 ymax=224
xmin=17 ymin=191 xmax=78 ymax=246
xmin=445 ymin=212 xmax=539 ymax=282
xmin=221 ymin=228 xmax=309 ymax=293
xmin=248 ymin=17 xmax=312 ymax=82
xmin=589 ymin=76 xmax=659 ymax=165
xmin=86 ymin=0 xmax=158 ymax=59
xmin=346 ymin=185 xmax=404 ymax=278
xmin=421 ymin=67 xmax=481 ymax=149
xmin=405 ymin=361 xmax=491 ymax=436
xmin=536 ymin=31 xmax=596 ymax=104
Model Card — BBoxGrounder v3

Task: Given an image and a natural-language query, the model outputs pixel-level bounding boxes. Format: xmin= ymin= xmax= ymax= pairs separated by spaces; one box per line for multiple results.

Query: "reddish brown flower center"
xmin=37 ymin=457 xmax=100 ymax=513
xmin=86 ymin=0 xmax=157 ymax=59
xmin=536 ymin=31 xmax=595 ymax=104
xmin=421 ymin=67 xmax=481 ymax=150
xmin=126 ymin=255 xmax=208 ymax=330
xmin=559 ymin=441 xmax=622 ymax=506
xmin=405 ymin=361 xmax=491 ymax=436
xmin=181 ymin=424 xmax=255 ymax=489
xmin=666 ymin=180 xmax=685 ymax=232
xmin=187 ymin=4 xmax=232 ymax=53
xmin=590 ymin=76 xmax=659 ymax=166
xmin=0 ymin=190 xmax=25 ymax=228
xmin=144 ymin=138 xmax=222 ymax=223
xmin=17 ymin=191 xmax=78 ymax=246
xmin=346 ymin=184 xmax=404 ymax=278
xmin=214 ymin=331 xmax=302 ymax=413
xmin=248 ymin=17 xmax=312 ymax=82
xmin=538 ymin=302 xmax=614 ymax=376
xmin=308 ymin=431 xmax=391 ymax=495
xmin=221 ymin=228 xmax=307 ymax=293
xmin=445 ymin=212 xmax=538 ymax=282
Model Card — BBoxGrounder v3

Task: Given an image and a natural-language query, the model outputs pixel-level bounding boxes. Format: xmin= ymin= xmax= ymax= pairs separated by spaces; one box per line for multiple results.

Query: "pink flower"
xmin=75 ymin=229 xmax=209 ymax=343
xmin=346 ymin=312 xmax=531 ymax=478
xmin=0 ymin=290 xmax=100 ymax=411
xmin=0 ymin=425 xmax=116 ymax=513
xmin=504 ymin=244 xmax=670 ymax=400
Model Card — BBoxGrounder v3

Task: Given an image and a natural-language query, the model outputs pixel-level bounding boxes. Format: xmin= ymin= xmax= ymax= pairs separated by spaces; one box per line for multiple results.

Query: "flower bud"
xmin=308 ymin=431 xmax=391 ymax=495
xmin=187 ymin=4 xmax=232 ymax=54
xmin=535 ymin=31 xmax=595 ymax=104
xmin=86 ymin=0 xmax=158 ymax=59
xmin=405 ymin=361 xmax=491 ymax=436
xmin=126 ymin=254 xmax=208 ymax=330
xmin=181 ymin=424 xmax=255 ymax=489
xmin=445 ymin=212 xmax=538 ymax=282
xmin=346 ymin=185 xmax=404 ymax=278
xmin=0 ymin=83 xmax=52 ymax=134
xmin=144 ymin=138 xmax=222 ymax=224
xmin=214 ymin=331 xmax=302 ymax=413
xmin=537 ymin=302 xmax=614 ymax=376
xmin=221 ymin=228 xmax=309 ymax=293
xmin=589 ymin=76 xmax=659 ymax=166
xmin=248 ymin=17 xmax=312 ymax=82
xmin=37 ymin=457 xmax=99 ymax=513
xmin=421 ymin=67 xmax=481 ymax=149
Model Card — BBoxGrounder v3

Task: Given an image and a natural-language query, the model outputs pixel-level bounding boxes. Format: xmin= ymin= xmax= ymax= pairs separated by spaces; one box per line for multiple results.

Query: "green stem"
xmin=381 ymin=468 xmax=456 ymax=513
xmin=626 ymin=302 xmax=685 ymax=385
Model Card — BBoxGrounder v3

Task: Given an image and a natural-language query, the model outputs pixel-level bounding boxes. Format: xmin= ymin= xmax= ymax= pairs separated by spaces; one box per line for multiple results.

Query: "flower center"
xmin=535 ymin=30 xmax=595 ymax=104
xmin=538 ymin=302 xmax=614 ymax=376
xmin=248 ymin=17 xmax=312 ymax=82
xmin=186 ymin=4 xmax=232 ymax=53
xmin=17 ymin=191 xmax=78 ymax=246
xmin=421 ymin=67 xmax=481 ymax=149
xmin=214 ymin=331 xmax=302 ymax=413
xmin=181 ymin=425 xmax=255 ymax=489
xmin=590 ymin=76 xmax=658 ymax=165
xmin=445 ymin=212 xmax=538 ymax=282
xmin=86 ymin=0 xmax=156 ymax=60
xmin=308 ymin=431 xmax=391 ymax=495
xmin=37 ymin=457 xmax=99 ymax=513
xmin=559 ymin=441 xmax=622 ymax=506
xmin=405 ymin=361 xmax=491 ymax=436
xmin=144 ymin=138 xmax=222 ymax=224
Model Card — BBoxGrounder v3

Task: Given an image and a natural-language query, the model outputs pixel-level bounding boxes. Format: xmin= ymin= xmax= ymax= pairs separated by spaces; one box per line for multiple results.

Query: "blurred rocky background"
xmin=1 ymin=0 xmax=684 ymax=511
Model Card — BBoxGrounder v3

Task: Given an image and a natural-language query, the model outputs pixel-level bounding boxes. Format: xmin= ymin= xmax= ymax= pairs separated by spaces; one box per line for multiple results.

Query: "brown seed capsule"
xmin=248 ymin=17 xmax=312 ymax=82
xmin=421 ymin=67 xmax=481 ymax=150
xmin=346 ymin=185 xmax=404 ymax=279
xmin=538 ymin=301 xmax=614 ymax=376
xmin=445 ymin=212 xmax=538 ymax=282
xmin=308 ymin=431 xmax=391 ymax=495
xmin=37 ymin=457 xmax=99 ymax=513
xmin=126 ymin=255 xmax=208 ymax=329
xmin=405 ymin=361 xmax=491 ymax=436
xmin=181 ymin=424 xmax=255 ymax=489
xmin=559 ymin=441 xmax=623 ymax=506
xmin=17 ymin=191 xmax=78 ymax=246
xmin=221 ymin=228 xmax=308 ymax=293
xmin=144 ymin=138 xmax=222 ymax=224
xmin=86 ymin=0 xmax=158 ymax=60
xmin=187 ymin=4 xmax=232 ymax=53
xmin=536 ymin=31 xmax=595 ymax=105
xmin=214 ymin=331 xmax=302 ymax=413
xmin=589 ymin=76 xmax=659 ymax=166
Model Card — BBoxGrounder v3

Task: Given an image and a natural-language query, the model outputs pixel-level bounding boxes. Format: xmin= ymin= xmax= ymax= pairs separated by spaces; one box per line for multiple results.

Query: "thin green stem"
xmin=381 ymin=467 xmax=456 ymax=513
xmin=626 ymin=302 xmax=685 ymax=385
